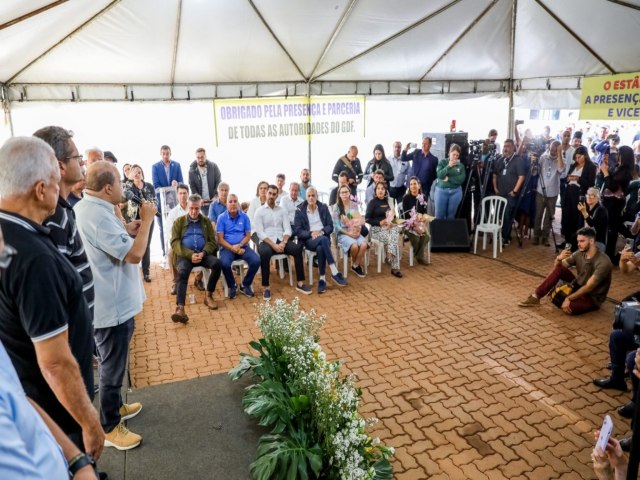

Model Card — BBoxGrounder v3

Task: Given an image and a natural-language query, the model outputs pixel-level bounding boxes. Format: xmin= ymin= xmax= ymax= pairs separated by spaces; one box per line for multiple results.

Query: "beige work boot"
xmin=119 ymin=402 xmax=142 ymax=421
xmin=104 ymin=421 xmax=142 ymax=450
xmin=518 ymin=295 xmax=540 ymax=307
xmin=204 ymin=292 xmax=218 ymax=310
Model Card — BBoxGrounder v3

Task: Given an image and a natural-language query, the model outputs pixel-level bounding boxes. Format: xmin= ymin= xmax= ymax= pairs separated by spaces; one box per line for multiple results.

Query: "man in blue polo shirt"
xmin=216 ymin=193 xmax=260 ymax=299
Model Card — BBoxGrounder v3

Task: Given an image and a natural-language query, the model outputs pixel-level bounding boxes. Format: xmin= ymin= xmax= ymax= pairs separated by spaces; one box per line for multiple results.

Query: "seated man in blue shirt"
xmin=170 ymin=194 xmax=222 ymax=323
xmin=208 ymin=182 xmax=229 ymax=230
xmin=216 ymin=194 xmax=260 ymax=299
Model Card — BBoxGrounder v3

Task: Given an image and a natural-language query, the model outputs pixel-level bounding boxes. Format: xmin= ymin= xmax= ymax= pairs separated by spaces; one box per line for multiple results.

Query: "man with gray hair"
xmin=0 ymin=136 xmax=104 ymax=459
xmin=170 ymin=194 xmax=222 ymax=323
xmin=85 ymin=147 xmax=104 ymax=166
xmin=75 ymin=161 xmax=156 ymax=451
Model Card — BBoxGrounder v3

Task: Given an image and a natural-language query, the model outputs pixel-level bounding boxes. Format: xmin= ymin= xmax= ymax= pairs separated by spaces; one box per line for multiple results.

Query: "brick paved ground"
xmin=131 ymin=233 xmax=638 ymax=479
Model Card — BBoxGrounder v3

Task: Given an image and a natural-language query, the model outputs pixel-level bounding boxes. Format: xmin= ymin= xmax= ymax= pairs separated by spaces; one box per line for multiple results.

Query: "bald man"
xmin=75 ymin=161 xmax=156 ymax=451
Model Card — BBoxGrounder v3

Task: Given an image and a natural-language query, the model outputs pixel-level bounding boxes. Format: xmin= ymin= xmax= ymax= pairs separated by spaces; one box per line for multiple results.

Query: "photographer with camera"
xmin=532 ymin=141 xmax=564 ymax=246
xmin=518 ymin=226 xmax=612 ymax=315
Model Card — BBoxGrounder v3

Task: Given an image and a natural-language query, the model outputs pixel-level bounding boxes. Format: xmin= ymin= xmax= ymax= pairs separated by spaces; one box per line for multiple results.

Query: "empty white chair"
xmin=304 ymin=249 xmax=317 ymax=285
xmin=271 ymin=253 xmax=294 ymax=287
xmin=473 ymin=196 xmax=508 ymax=258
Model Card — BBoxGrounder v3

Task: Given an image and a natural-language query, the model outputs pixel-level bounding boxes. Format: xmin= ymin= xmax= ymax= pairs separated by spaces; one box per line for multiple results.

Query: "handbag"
xmin=550 ymin=283 xmax=574 ymax=308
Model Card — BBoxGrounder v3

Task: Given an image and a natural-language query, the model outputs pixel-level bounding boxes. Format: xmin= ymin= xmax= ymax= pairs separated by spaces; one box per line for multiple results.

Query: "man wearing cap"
xmin=103 ymin=151 xmax=118 ymax=164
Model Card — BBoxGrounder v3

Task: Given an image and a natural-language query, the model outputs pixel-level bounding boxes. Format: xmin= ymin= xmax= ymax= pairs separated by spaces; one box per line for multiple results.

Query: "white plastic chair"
xmin=473 ymin=196 xmax=508 ymax=258
xmin=271 ymin=253 xmax=293 ymax=287
xmin=219 ymin=260 xmax=249 ymax=297
xmin=304 ymin=249 xmax=317 ymax=285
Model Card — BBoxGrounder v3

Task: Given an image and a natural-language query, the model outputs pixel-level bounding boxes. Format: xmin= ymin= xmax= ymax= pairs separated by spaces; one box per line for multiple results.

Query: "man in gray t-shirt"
xmin=518 ymin=226 xmax=612 ymax=314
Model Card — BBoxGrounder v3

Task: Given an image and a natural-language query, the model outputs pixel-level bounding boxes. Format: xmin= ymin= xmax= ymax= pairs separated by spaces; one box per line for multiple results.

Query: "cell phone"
xmin=595 ymin=415 xmax=613 ymax=451
xmin=409 ymin=143 xmax=417 ymax=149
xmin=578 ymin=195 xmax=586 ymax=203
xmin=564 ymin=243 xmax=572 ymax=250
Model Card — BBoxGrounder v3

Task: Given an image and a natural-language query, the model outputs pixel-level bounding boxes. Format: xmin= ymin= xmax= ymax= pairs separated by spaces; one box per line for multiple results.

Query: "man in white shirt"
xmin=166 ymin=183 xmax=190 ymax=295
xmin=254 ymin=185 xmax=310 ymax=300
xmin=279 ymin=182 xmax=303 ymax=227
xmin=388 ymin=141 xmax=410 ymax=201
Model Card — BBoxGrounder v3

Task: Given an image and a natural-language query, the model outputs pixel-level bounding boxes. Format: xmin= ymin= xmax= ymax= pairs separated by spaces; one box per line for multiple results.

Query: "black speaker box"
xmin=430 ymin=219 xmax=470 ymax=252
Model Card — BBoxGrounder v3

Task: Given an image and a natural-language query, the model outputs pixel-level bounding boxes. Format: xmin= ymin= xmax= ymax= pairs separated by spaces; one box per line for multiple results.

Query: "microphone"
xmin=124 ymin=190 xmax=143 ymax=205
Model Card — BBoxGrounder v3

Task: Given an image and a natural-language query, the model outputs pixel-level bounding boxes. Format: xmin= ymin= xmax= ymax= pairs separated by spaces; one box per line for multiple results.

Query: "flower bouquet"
xmin=403 ymin=206 xmax=432 ymax=236
xmin=230 ymin=299 xmax=394 ymax=480
xmin=342 ymin=213 xmax=365 ymax=236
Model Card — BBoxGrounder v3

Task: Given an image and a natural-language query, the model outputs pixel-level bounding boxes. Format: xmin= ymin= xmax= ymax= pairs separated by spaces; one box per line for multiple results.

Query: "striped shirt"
xmin=45 ymin=197 xmax=95 ymax=313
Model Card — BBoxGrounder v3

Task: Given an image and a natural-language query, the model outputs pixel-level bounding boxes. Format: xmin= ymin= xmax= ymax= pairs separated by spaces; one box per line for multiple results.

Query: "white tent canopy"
xmin=1 ymin=0 xmax=639 ymax=106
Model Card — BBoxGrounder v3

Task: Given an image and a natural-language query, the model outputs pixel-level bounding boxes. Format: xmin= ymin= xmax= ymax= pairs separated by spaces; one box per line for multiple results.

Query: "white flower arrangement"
xmin=230 ymin=298 xmax=394 ymax=479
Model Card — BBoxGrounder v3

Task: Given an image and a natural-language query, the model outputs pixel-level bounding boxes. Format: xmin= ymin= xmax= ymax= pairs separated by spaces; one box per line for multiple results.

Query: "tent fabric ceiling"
xmin=0 ymin=0 xmax=639 ymax=102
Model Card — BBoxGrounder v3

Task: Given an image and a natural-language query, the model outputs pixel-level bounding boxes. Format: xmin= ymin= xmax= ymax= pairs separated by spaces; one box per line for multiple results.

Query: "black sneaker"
xmin=618 ymin=401 xmax=635 ymax=419
xmin=351 ymin=265 xmax=365 ymax=278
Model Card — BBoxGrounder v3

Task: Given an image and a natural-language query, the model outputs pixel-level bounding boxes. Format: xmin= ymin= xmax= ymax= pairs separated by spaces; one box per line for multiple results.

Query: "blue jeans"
xmin=305 ymin=235 xmax=334 ymax=276
xmin=94 ymin=318 xmax=135 ymax=432
xmin=219 ymin=247 xmax=260 ymax=289
xmin=501 ymin=195 xmax=518 ymax=241
xmin=434 ymin=186 xmax=462 ymax=219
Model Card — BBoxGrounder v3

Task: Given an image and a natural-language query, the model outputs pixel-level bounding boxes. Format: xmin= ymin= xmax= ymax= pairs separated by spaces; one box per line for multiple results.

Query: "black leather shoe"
xmin=618 ymin=401 xmax=635 ymax=419
xmin=606 ymin=362 xmax=613 ymax=370
xmin=593 ymin=376 xmax=628 ymax=391
xmin=620 ymin=435 xmax=632 ymax=452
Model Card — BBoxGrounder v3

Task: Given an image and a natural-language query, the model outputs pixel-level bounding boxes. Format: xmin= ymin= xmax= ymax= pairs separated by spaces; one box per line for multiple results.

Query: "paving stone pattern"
xmin=130 ymin=236 xmax=638 ymax=479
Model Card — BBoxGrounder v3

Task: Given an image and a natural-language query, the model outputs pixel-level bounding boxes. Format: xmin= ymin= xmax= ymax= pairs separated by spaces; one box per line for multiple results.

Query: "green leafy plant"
xmin=231 ymin=299 xmax=394 ymax=479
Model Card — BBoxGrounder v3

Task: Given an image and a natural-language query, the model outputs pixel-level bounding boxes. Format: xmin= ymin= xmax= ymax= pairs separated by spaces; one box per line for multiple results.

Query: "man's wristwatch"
xmin=68 ymin=453 xmax=96 ymax=477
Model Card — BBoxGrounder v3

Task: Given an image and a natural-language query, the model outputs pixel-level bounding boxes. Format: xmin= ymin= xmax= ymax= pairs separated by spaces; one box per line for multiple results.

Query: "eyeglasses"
xmin=0 ymin=244 xmax=17 ymax=269
xmin=65 ymin=155 xmax=84 ymax=164
xmin=586 ymin=194 xmax=597 ymax=198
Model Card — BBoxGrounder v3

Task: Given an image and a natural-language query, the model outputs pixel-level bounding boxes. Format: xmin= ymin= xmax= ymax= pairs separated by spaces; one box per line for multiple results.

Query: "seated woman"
xmin=434 ymin=143 xmax=466 ymax=219
xmin=365 ymin=182 xmax=404 ymax=278
xmin=294 ymin=187 xmax=347 ymax=293
xmin=122 ymin=164 xmax=157 ymax=282
xmin=577 ymin=187 xmax=608 ymax=251
xmin=332 ymin=185 xmax=368 ymax=278
xmin=402 ymin=176 xmax=430 ymax=265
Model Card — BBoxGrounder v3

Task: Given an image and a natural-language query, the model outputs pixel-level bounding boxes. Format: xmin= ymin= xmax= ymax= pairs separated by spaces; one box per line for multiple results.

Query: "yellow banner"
xmin=580 ymin=72 xmax=640 ymax=120
xmin=213 ymin=95 xmax=365 ymax=145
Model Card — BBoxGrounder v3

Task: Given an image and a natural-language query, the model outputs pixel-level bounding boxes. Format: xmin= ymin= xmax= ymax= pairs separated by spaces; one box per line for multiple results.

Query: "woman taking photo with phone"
xmin=577 ymin=187 xmax=608 ymax=251
xmin=434 ymin=144 xmax=466 ymax=219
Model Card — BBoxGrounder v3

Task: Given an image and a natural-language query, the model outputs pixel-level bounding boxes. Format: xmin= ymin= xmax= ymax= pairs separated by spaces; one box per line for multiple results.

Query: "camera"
xmin=579 ymin=195 xmax=586 ymax=203
xmin=527 ymin=136 xmax=547 ymax=157
xmin=612 ymin=301 xmax=640 ymax=334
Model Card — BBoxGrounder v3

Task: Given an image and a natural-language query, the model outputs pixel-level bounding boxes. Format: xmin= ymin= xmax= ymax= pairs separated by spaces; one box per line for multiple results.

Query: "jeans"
xmin=501 ymin=195 xmax=518 ymax=242
xmin=156 ymin=215 xmax=165 ymax=257
xmin=609 ymin=329 xmax=638 ymax=381
xmin=219 ymin=247 xmax=260 ymax=289
xmin=305 ymin=235 xmax=335 ymax=276
xmin=434 ymin=186 xmax=462 ymax=220
xmin=534 ymin=264 xmax=597 ymax=315
xmin=176 ymin=254 xmax=221 ymax=305
xmin=533 ymin=192 xmax=557 ymax=241
xmin=142 ymin=221 xmax=154 ymax=276
xmin=95 ymin=318 xmax=135 ymax=432
xmin=258 ymin=240 xmax=305 ymax=286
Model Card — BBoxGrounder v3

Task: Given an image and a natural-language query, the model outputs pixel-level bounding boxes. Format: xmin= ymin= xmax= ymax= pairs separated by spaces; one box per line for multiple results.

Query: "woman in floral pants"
xmin=365 ymin=182 xmax=403 ymax=277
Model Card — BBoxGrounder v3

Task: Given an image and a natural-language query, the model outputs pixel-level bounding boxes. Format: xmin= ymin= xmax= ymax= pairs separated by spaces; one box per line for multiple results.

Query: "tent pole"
xmin=306 ymin=83 xmax=312 ymax=176
xmin=1 ymin=86 xmax=14 ymax=137
xmin=507 ymin=0 xmax=517 ymax=139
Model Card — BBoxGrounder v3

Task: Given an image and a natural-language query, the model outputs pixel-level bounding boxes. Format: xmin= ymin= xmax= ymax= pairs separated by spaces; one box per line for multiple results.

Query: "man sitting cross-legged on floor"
xmin=519 ymin=226 xmax=612 ymax=315
xmin=294 ymin=187 xmax=347 ymax=294
xmin=216 ymin=193 xmax=260 ymax=299
xmin=254 ymin=184 xmax=311 ymax=300
xmin=170 ymin=194 xmax=222 ymax=323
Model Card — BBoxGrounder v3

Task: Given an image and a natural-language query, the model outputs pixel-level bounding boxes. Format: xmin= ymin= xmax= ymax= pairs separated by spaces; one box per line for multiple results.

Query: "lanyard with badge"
xmin=502 ymin=154 xmax=514 ymax=176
